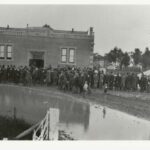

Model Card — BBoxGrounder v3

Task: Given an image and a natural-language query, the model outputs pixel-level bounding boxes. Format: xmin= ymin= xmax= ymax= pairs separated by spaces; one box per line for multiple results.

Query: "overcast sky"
xmin=0 ymin=5 xmax=150 ymax=55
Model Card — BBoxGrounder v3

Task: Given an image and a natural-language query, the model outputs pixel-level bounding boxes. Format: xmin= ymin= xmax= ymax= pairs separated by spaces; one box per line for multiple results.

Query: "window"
xmin=61 ymin=48 xmax=67 ymax=62
xmin=7 ymin=45 xmax=12 ymax=60
xmin=69 ymin=49 xmax=75 ymax=63
xmin=0 ymin=45 xmax=5 ymax=59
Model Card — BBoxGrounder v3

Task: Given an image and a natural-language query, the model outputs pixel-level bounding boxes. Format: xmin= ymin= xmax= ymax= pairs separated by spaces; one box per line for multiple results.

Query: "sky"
xmin=0 ymin=5 xmax=150 ymax=55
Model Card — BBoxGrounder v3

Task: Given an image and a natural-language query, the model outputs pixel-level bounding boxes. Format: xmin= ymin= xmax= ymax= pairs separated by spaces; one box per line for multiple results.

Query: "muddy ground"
xmin=88 ymin=90 xmax=150 ymax=121
xmin=35 ymin=85 xmax=150 ymax=122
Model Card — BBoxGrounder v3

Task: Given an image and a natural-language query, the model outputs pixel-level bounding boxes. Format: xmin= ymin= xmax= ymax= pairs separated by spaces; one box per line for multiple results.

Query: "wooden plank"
xmin=14 ymin=122 xmax=40 ymax=140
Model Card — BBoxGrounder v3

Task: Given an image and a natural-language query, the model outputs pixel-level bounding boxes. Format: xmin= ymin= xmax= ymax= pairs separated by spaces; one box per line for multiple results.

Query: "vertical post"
xmin=47 ymin=109 xmax=50 ymax=140
xmin=48 ymin=108 xmax=60 ymax=140
xmin=13 ymin=107 xmax=16 ymax=120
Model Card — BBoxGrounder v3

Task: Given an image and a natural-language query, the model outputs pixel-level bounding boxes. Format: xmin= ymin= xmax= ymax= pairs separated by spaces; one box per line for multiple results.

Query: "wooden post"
xmin=49 ymin=108 xmax=60 ymax=140
xmin=47 ymin=109 xmax=50 ymax=140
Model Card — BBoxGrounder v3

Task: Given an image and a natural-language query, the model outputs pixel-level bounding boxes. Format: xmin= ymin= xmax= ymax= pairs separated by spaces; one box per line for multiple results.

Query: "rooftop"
xmin=0 ymin=25 xmax=94 ymax=38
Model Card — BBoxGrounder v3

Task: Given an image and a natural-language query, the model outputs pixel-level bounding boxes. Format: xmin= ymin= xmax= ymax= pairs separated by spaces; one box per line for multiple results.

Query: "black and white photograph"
xmin=1 ymin=2 xmax=150 ymax=148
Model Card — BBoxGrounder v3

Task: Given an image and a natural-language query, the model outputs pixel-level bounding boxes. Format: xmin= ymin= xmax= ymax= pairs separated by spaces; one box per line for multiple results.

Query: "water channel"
xmin=0 ymin=85 xmax=150 ymax=140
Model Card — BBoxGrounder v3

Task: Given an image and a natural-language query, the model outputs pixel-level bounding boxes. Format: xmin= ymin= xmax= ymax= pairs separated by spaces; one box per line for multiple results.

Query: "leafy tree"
xmin=132 ymin=48 xmax=142 ymax=65
xmin=142 ymin=47 xmax=150 ymax=68
xmin=121 ymin=52 xmax=130 ymax=68
xmin=43 ymin=24 xmax=50 ymax=28
xmin=105 ymin=47 xmax=124 ymax=64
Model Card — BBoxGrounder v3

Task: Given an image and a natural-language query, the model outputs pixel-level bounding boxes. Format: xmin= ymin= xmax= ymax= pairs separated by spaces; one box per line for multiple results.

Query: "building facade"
xmin=0 ymin=25 xmax=94 ymax=68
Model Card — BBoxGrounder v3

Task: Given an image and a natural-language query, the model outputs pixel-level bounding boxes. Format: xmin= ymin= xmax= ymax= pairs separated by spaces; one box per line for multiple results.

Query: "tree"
xmin=105 ymin=47 xmax=124 ymax=64
xmin=132 ymin=48 xmax=142 ymax=65
xmin=121 ymin=52 xmax=130 ymax=68
xmin=43 ymin=24 xmax=50 ymax=28
xmin=142 ymin=47 xmax=150 ymax=68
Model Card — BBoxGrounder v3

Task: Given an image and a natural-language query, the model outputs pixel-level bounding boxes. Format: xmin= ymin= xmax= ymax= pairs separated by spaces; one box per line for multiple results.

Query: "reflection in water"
xmin=103 ymin=107 xmax=106 ymax=119
xmin=13 ymin=107 xmax=17 ymax=120
xmin=59 ymin=101 xmax=90 ymax=132
xmin=0 ymin=85 xmax=150 ymax=140
xmin=0 ymin=85 xmax=90 ymax=133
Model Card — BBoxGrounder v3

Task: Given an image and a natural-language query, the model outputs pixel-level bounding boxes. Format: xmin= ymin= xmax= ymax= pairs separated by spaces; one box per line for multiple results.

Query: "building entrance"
xmin=29 ymin=59 xmax=44 ymax=68
xmin=29 ymin=51 xmax=45 ymax=68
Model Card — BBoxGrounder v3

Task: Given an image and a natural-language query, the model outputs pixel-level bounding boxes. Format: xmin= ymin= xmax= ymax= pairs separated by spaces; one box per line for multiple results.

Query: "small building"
xmin=0 ymin=25 xmax=94 ymax=68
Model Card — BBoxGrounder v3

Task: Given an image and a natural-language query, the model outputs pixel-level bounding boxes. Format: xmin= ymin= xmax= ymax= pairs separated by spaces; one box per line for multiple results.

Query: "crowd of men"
xmin=0 ymin=64 xmax=150 ymax=94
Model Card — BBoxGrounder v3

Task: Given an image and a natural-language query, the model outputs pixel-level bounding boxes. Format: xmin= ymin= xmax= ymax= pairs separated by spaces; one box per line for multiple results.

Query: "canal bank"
xmin=0 ymin=84 xmax=150 ymax=140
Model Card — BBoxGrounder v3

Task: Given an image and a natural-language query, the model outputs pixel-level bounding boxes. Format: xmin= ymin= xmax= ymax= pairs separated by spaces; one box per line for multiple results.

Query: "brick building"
xmin=0 ymin=25 xmax=94 ymax=68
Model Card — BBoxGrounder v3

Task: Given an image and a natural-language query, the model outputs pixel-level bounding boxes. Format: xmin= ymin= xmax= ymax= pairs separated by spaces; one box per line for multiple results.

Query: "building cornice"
xmin=0 ymin=26 xmax=94 ymax=40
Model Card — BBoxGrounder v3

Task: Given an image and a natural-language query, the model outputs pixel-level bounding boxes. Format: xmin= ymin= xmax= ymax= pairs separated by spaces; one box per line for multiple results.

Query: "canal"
xmin=0 ymin=84 xmax=150 ymax=140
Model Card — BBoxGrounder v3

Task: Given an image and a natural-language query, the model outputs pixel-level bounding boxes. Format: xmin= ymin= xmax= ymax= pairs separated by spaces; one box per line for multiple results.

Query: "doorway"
xmin=29 ymin=59 xmax=44 ymax=68
xmin=29 ymin=51 xmax=45 ymax=68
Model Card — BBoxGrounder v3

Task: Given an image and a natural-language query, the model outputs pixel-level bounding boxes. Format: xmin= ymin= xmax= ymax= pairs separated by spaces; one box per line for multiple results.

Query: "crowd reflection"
xmin=103 ymin=107 xmax=106 ymax=119
xmin=0 ymin=86 xmax=90 ymax=131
